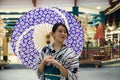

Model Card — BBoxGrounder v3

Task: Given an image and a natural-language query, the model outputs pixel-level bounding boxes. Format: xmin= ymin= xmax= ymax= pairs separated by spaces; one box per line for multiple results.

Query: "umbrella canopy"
xmin=11 ymin=7 xmax=84 ymax=69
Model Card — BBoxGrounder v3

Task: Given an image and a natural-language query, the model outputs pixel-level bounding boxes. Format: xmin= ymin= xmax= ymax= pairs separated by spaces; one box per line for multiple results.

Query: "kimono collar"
xmin=48 ymin=43 xmax=67 ymax=51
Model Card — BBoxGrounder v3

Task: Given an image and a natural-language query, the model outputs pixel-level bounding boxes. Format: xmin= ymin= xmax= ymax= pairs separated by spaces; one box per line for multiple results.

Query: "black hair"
xmin=52 ymin=23 xmax=69 ymax=35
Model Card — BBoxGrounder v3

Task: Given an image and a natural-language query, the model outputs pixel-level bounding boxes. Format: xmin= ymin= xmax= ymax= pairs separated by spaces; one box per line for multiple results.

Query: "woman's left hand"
xmin=50 ymin=58 xmax=61 ymax=68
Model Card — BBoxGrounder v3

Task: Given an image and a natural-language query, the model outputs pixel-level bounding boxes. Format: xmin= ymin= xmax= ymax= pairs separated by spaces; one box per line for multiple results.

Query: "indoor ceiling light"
xmin=1 ymin=15 xmax=4 ymax=18
xmin=6 ymin=11 xmax=10 ymax=13
xmin=96 ymin=6 xmax=101 ymax=9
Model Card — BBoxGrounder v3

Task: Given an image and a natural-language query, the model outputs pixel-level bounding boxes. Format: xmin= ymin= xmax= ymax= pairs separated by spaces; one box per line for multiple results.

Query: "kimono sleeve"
xmin=65 ymin=50 xmax=80 ymax=80
xmin=35 ymin=47 xmax=47 ymax=79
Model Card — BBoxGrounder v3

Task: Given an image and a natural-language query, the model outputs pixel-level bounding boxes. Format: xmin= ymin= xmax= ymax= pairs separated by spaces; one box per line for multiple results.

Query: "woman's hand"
xmin=50 ymin=58 xmax=68 ymax=77
xmin=43 ymin=56 xmax=53 ymax=63
xmin=50 ymin=58 xmax=61 ymax=68
xmin=43 ymin=56 xmax=60 ymax=67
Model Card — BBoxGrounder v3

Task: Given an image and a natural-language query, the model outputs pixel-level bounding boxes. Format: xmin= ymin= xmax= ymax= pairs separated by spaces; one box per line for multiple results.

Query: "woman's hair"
xmin=52 ymin=23 xmax=69 ymax=35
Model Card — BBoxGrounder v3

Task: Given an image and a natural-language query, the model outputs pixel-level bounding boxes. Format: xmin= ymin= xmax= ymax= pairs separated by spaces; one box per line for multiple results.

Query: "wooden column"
xmin=72 ymin=0 xmax=78 ymax=16
xmin=3 ymin=37 xmax=8 ymax=61
xmin=74 ymin=0 xmax=77 ymax=6
xmin=32 ymin=0 xmax=37 ymax=7
xmin=99 ymin=11 xmax=105 ymax=46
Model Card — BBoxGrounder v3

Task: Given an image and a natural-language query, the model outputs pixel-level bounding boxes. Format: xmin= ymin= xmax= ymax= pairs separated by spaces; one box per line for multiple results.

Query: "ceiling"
xmin=0 ymin=0 xmax=110 ymax=14
xmin=77 ymin=0 xmax=110 ymax=11
xmin=0 ymin=0 xmax=119 ymax=29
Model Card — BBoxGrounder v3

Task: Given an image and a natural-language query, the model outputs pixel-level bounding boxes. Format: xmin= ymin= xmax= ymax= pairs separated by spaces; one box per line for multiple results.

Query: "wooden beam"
xmin=109 ymin=0 xmax=112 ymax=5
xmin=109 ymin=0 xmax=119 ymax=6
xmin=105 ymin=0 xmax=120 ymax=14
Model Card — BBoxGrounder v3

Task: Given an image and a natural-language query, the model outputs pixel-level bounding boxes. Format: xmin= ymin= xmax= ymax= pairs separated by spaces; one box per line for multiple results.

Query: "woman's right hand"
xmin=43 ymin=56 xmax=53 ymax=63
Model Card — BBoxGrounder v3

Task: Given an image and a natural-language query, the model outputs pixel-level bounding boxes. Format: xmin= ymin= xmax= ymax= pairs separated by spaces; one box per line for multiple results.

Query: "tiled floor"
xmin=0 ymin=69 xmax=39 ymax=80
xmin=0 ymin=67 xmax=120 ymax=80
xmin=80 ymin=67 xmax=120 ymax=80
xmin=0 ymin=58 xmax=120 ymax=80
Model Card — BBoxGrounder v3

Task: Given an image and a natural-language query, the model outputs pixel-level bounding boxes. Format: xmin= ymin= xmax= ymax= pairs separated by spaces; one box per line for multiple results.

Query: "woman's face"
xmin=52 ymin=25 xmax=68 ymax=43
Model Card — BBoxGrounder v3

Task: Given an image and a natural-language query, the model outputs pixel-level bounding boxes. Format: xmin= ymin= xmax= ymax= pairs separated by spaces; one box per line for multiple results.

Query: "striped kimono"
xmin=36 ymin=44 xmax=80 ymax=80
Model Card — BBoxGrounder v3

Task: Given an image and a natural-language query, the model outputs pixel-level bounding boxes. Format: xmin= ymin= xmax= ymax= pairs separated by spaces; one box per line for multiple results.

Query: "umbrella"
xmin=11 ymin=7 xmax=84 ymax=69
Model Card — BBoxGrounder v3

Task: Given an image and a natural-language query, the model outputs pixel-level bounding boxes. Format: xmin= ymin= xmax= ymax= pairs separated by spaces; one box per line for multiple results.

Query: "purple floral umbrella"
xmin=11 ymin=7 xmax=84 ymax=69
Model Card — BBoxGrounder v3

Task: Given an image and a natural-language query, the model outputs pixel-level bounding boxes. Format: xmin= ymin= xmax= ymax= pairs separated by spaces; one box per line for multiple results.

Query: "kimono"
xmin=36 ymin=44 xmax=80 ymax=80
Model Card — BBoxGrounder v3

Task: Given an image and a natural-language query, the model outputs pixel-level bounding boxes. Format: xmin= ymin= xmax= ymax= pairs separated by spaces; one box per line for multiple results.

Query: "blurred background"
xmin=0 ymin=0 xmax=120 ymax=80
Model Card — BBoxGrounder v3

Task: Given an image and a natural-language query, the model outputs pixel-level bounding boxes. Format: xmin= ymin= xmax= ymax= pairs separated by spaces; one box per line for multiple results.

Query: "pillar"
xmin=3 ymin=37 xmax=8 ymax=61
xmin=99 ymin=11 xmax=105 ymax=46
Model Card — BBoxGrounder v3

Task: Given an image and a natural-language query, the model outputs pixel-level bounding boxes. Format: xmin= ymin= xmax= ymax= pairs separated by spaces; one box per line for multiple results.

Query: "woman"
xmin=36 ymin=23 xmax=80 ymax=80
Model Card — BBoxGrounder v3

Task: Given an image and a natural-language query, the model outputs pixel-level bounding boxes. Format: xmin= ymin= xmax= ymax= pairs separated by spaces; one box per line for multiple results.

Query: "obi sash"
xmin=44 ymin=64 xmax=60 ymax=80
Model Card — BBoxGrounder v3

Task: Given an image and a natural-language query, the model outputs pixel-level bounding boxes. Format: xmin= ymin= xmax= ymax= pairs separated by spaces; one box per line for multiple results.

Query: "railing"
xmin=80 ymin=46 xmax=120 ymax=61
